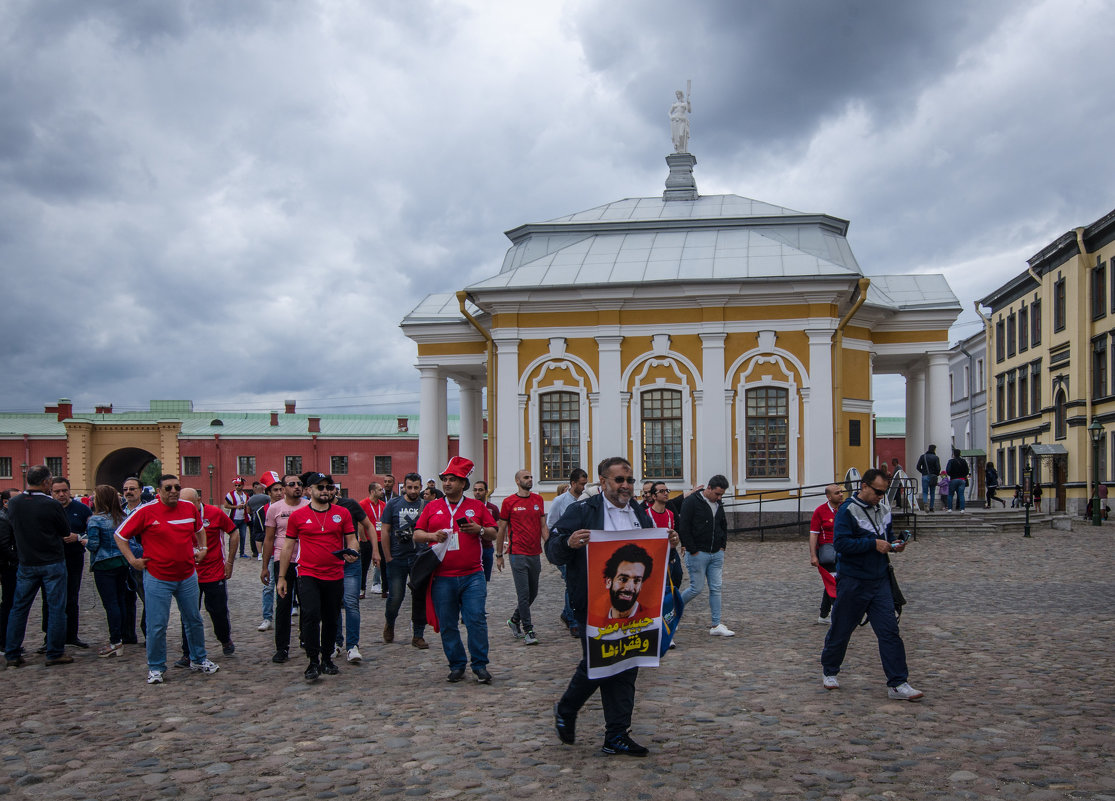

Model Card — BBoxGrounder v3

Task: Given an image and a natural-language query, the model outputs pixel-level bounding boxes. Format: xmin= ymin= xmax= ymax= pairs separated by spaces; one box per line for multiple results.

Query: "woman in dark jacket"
xmin=985 ymin=463 xmax=1005 ymax=508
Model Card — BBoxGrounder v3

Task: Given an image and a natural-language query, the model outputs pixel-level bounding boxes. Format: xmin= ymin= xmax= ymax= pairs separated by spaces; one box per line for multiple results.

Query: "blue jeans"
xmin=430 ymin=570 xmax=488 ymax=672
xmin=948 ymin=479 xmax=966 ymax=511
xmin=5 ymin=561 xmax=67 ymax=660
xmin=233 ymin=520 xmax=249 ymax=555
xmin=144 ymin=572 xmax=207 ymax=672
xmin=821 ymin=573 xmax=908 ymax=686
xmin=557 ymin=564 xmax=575 ymax=624
xmin=386 ymin=554 xmax=427 ymax=637
xmin=93 ymin=564 xmax=130 ymax=644
xmin=262 ymin=556 xmax=275 ymax=621
xmin=921 ymin=474 xmax=935 ymax=510
xmin=681 ymin=549 xmax=725 ymax=626
xmin=335 ymin=559 xmax=361 ymax=649
xmin=482 ymin=545 xmax=494 ymax=582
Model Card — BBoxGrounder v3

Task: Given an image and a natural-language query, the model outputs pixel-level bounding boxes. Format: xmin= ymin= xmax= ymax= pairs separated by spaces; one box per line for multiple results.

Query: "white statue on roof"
xmin=669 ymin=83 xmax=692 ymax=153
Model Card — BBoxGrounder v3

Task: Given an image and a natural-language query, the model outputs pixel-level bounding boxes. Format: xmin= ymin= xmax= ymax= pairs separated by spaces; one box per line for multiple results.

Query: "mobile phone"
xmin=456 ymin=517 xmax=469 ymax=527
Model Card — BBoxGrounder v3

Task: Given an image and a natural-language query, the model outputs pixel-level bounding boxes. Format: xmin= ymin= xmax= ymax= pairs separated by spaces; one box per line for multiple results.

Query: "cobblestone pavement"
xmin=2 ymin=522 xmax=1113 ymax=801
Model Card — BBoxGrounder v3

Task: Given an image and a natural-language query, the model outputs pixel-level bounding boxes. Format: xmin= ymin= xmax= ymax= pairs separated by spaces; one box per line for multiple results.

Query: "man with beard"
xmin=260 ymin=474 xmax=309 ymax=663
xmin=496 ymin=469 xmax=546 ymax=645
xmin=602 ymin=543 xmax=653 ymax=621
xmin=547 ymin=456 xmax=679 ymax=757
xmin=276 ymin=472 xmax=358 ymax=681
xmin=471 ymin=480 xmax=499 ymax=581
xmin=380 ymin=473 xmax=429 ymax=648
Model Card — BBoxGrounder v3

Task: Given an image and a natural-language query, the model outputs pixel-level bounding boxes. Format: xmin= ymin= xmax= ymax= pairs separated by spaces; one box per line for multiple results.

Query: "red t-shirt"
xmin=415 ymin=496 xmax=496 ymax=577
xmin=499 ymin=492 xmax=545 ymax=556
xmin=359 ymin=498 xmax=385 ymax=543
xmin=286 ymin=503 xmax=354 ymax=582
xmin=196 ymin=504 xmax=236 ymax=583
xmin=647 ymin=507 xmax=674 ymax=529
xmin=115 ymin=500 xmax=202 ymax=582
xmin=809 ymin=502 xmax=837 ymax=545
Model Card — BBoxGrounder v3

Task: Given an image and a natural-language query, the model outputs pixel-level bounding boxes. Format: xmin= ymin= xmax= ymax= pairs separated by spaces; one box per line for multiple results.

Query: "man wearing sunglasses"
xmin=548 ymin=456 xmax=680 ymax=758
xmin=115 ymin=474 xmax=219 ymax=685
xmin=276 ymin=472 xmax=358 ymax=681
xmin=820 ymin=468 xmax=922 ymax=701
xmin=260 ymin=475 xmax=309 ymax=663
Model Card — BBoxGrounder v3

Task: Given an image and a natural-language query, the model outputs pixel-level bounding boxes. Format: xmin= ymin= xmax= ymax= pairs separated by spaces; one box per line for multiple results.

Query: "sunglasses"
xmin=161 ymin=484 xmax=181 ymax=492
xmin=313 ymin=484 xmax=337 ymax=491
xmin=608 ymin=476 xmax=638 ymax=485
xmin=285 ymin=481 xmax=303 ymax=487
xmin=867 ymin=485 xmax=888 ymax=496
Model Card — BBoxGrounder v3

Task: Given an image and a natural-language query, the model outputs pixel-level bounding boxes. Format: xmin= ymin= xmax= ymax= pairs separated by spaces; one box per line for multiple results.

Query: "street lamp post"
xmin=1089 ymin=418 xmax=1105 ymax=526
xmin=1022 ymin=460 xmax=1032 ymax=538
xmin=208 ymin=463 xmax=215 ymax=506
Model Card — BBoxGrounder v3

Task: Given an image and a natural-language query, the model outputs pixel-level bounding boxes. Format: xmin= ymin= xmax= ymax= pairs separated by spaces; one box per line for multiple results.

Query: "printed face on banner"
xmin=585 ymin=528 xmax=669 ymax=680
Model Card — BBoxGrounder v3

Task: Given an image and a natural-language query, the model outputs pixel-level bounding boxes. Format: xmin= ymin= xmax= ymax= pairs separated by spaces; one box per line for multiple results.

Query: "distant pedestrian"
xmin=809 ymin=484 xmax=844 ymax=624
xmin=1033 ymin=484 xmax=1043 ymax=512
xmin=85 ymin=485 xmax=130 ymax=658
xmin=945 ymin=449 xmax=970 ymax=512
xmin=678 ymin=474 xmax=734 ymax=637
xmin=985 ymin=463 xmax=1005 ymax=508
xmin=915 ymin=445 xmax=941 ymax=512
xmin=937 ymin=472 xmax=950 ymax=510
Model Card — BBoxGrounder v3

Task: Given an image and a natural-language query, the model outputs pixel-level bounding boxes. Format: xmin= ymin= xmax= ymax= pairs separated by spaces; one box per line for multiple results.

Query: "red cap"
xmin=232 ymin=476 xmax=244 ymax=484
xmin=439 ymin=456 xmax=475 ymax=483
xmin=259 ymin=471 xmax=281 ymax=489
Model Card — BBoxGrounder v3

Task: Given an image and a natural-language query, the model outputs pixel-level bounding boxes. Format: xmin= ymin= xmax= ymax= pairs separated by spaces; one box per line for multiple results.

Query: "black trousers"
xmin=297 ymin=575 xmax=343 ymax=664
xmin=359 ymin=541 xmax=374 ymax=591
xmin=180 ymin=579 xmax=232 ymax=657
xmin=42 ymin=542 xmax=85 ymax=641
xmin=0 ymin=560 xmax=17 ymax=648
xmin=557 ymin=637 xmax=639 ymax=738
xmin=274 ymin=562 xmax=298 ymax=653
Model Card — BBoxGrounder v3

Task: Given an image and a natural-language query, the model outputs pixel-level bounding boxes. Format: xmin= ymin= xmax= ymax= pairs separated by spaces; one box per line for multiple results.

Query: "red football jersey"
xmin=196 ymin=504 xmax=236 ymax=583
xmin=286 ymin=503 xmax=354 ymax=581
xmin=415 ymin=496 xmax=496 ymax=577
xmin=115 ymin=500 xmax=202 ymax=582
xmin=499 ymin=492 xmax=545 ymax=556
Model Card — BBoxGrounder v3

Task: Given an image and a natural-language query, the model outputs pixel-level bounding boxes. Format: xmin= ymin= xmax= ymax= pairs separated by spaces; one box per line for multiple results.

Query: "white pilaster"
xmin=456 ymin=378 xmax=484 ymax=471
xmin=594 ymin=335 xmax=624 ymax=465
xmin=494 ymin=336 xmax=521 ymax=497
xmin=805 ymin=329 xmax=835 ymax=486
xmin=698 ymin=333 xmax=728 ymax=484
xmin=904 ymin=370 xmax=923 ymax=471
xmin=435 ymin=376 xmax=448 ymax=472
xmin=926 ymin=353 xmax=951 ymax=455
xmin=417 ymin=365 xmax=443 ymax=482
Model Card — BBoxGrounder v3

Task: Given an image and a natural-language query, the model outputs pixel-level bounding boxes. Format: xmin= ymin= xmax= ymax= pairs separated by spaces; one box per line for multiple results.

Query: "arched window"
xmin=539 ymin=391 xmax=580 ymax=481
xmin=641 ymin=389 xmax=682 ymax=480
xmin=1054 ymin=389 xmax=1067 ymax=440
xmin=746 ymin=387 xmax=789 ymax=478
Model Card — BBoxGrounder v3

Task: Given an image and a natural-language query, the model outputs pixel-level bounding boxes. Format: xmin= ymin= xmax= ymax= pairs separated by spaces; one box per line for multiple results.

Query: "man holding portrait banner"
xmin=547 ymin=456 xmax=681 ymax=758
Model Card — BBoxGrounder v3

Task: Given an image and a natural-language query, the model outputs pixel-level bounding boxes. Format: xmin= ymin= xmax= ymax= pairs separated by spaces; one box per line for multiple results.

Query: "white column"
xmin=594 ymin=335 xmax=624 ymax=464
xmin=805 ymin=329 xmax=835 ymax=486
xmin=698 ymin=333 xmax=728 ymax=484
xmin=908 ymin=368 xmax=926 ymax=466
xmin=435 ymin=376 xmax=448 ymax=472
xmin=417 ymin=365 xmax=443 ymax=482
xmin=926 ymin=353 xmax=951 ymax=456
xmin=456 ymin=378 xmax=484 ymax=469
xmin=494 ymin=336 xmax=521 ymax=498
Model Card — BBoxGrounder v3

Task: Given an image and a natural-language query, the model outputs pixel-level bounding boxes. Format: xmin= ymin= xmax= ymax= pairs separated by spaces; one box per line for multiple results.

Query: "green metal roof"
xmin=0 ymin=410 xmax=457 ymax=439
xmin=874 ymin=416 xmax=905 ymax=437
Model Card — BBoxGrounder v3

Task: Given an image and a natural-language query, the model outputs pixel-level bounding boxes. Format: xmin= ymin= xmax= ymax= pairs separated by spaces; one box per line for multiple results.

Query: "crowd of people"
xmin=2 ymin=454 xmax=923 ymax=756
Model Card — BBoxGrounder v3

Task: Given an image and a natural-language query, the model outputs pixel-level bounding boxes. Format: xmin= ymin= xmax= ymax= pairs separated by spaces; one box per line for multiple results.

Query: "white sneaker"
xmin=257 ymin=554 xmax=263 ymax=561
xmin=887 ymin=682 xmax=924 ymax=701
xmin=709 ymin=623 xmax=735 ymax=637
xmin=189 ymin=659 xmax=220 ymax=674
xmin=146 ymin=670 xmax=164 ymax=685
xmin=370 ymin=583 xmax=382 ymax=594
xmin=332 ymin=644 xmax=344 ymax=660
xmin=816 ymin=615 xmax=831 ymax=625
xmin=291 ymin=607 xmax=299 ymax=616
xmin=347 ymin=646 xmax=362 ymax=663
xmin=823 ymin=674 xmax=840 ymax=690
xmin=257 ymin=619 xmax=273 ymax=631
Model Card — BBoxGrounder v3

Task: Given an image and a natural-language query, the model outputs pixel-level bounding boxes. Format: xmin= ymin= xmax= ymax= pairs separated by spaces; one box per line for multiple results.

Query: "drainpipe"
xmin=959 ymin=342 xmax=975 ymax=499
xmin=974 ymin=301 xmax=993 ymax=460
xmin=1075 ymin=227 xmax=1095 ymax=506
xmin=833 ymin=277 xmax=871 ymax=474
xmin=456 ymin=291 xmax=495 ymax=483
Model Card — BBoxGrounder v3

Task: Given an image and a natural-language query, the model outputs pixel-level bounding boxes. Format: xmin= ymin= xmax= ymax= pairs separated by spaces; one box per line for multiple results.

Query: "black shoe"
xmin=45 ymin=655 xmax=74 ymax=666
xmin=173 ymin=656 xmax=191 ymax=669
xmin=304 ymin=662 xmax=320 ymax=681
xmin=474 ymin=667 xmax=492 ymax=684
xmin=35 ymin=642 xmax=47 ymax=655
xmin=222 ymin=641 xmax=235 ymax=656
xmin=560 ymin=612 xmax=570 ymax=625
xmin=569 ymin=623 xmax=583 ymax=639
xmin=446 ymin=669 xmax=465 ymax=683
xmin=67 ymin=638 xmax=90 ymax=649
xmin=553 ymin=702 xmax=576 ymax=744
xmin=6 ymin=656 xmax=27 ymax=669
xmin=601 ymin=733 xmax=649 ymax=757
xmin=271 ymin=649 xmax=289 ymax=664
xmin=320 ymin=661 xmax=339 ymax=675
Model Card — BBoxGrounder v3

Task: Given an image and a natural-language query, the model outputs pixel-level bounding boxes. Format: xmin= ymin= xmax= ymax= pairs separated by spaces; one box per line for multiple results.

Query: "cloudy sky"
xmin=2 ymin=0 xmax=1113 ymax=418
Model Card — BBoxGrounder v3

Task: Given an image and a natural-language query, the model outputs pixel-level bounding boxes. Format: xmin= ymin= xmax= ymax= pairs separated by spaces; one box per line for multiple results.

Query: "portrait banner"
xmin=584 ymin=527 xmax=669 ymax=679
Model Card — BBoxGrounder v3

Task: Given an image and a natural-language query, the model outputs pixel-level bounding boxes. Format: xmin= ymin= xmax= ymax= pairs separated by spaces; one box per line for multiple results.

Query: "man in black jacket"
xmin=915 ymin=445 xmax=941 ymax=512
xmin=547 ymin=456 xmax=679 ymax=757
xmin=3 ymin=465 xmax=73 ymax=667
xmin=678 ymin=474 xmax=734 ymax=636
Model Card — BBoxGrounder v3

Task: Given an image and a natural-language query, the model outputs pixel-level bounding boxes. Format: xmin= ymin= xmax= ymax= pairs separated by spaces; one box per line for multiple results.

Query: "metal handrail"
xmin=723 ymin=475 xmax=919 ymax=542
